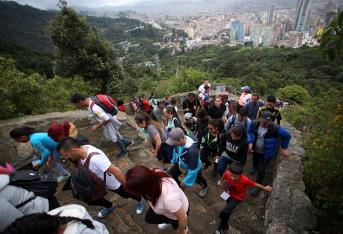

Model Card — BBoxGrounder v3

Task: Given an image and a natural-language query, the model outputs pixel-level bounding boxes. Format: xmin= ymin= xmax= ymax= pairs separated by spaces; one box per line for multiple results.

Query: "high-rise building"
xmin=262 ymin=26 xmax=273 ymax=47
xmin=294 ymin=0 xmax=312 ymax=32
xmin=230 ymin=21 xmax=244 ymax=42
xmin=251 ymin=24 xmax=262 ymax=47
xmin=268 ymin=4 xmax=275 ymax=25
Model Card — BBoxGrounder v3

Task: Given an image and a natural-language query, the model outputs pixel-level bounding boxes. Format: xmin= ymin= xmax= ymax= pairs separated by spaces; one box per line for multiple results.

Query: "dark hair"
xmin=231 ymin=126 xmax=243 ymax=137
xmin=267 ymin=95 xmax=277 ymax=103
xmin=10 ymin=126 xmax=36 ymax=139
xmin=117 ymin=99 xmax=124 ymax=106
xmin=135 ymin=113 xmax=163 ymax=136
xmin=197 ymin=108 xmax=208 ymax=119
xmin=56 ymin=136 xmax=80 ymax=152
xmin=2 ymin=212 xmax=94 ymax=234
xmin=70 ymin=93 xmax=86 ymax=104
xmin=252 ymin=93 xmax=259 ymax=98
xmin=126 ymin=165 xmax=171 ymax=206
xmin=230 ymin=162 xmax=244 ymax=175
xmin=208 ymin=118 xmax=224 ymax=130
xmin=188 ymin=93 xmax=196 ymax=98
xmin=204 ymin=85 xmax=210 ymax=90
xmin=237 ymin=108 xmax=247 ymax=117
xmin=170 ymin=97 xmax=177 ymax=105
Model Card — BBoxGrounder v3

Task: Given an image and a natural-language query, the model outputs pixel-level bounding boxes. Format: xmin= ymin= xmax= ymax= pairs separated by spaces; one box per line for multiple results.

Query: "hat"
xmin=184 ymin=113 xmax=192 ymax=120
xmin=260 ymin=110 xmax=272 ymax=121
xmin=166 ymin=128 xmax=185 ymax=145
xmin=241 ymin=86 xmax=250 ymax=92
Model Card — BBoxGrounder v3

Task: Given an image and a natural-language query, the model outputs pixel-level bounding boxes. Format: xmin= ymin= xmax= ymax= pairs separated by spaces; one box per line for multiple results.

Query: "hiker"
xmin=214 ymin=163 xmax=272 ymax=234
xmin=256 ymin=95 xmax=282 ymax=125
xmin=164 ymin=96 xmax=172 ymax=106
xmin=183 ymin=93 xmax=200 ymax=117
xmin=2 ymin=204 xmax=109 ymax=234
xmin=10 ymin=127 xmax=70 ymax=182
xmin=184 ymin=113 xmax=198 ymax=140
xmin=126 ymin=165 xmax=189 ymax=233
xmin=152 ymin=101 xmax=165 ymax=122
xmin=200 ymin=119 xmax=225 ymax=176
xmin=198 ymin=79 xmax=211 ymax=94
xmin=0 ymin=173 xmax=53 ymax=232
xmin=164 ymin=106 xmax=183 ymax=133
xmin=207 ymin=96 xmax=227 ymax=121
xmin=217 ymin=126 xmax=249 ymax=177
xmin=224 ymin=108 xmax=252 ymax=139
xmin=248 ymin=111 xmax=291 ymax=196
xmin=130 ymin=96 xmax=139 ymax=112
xmin=243 ymin=93 xmax=265 ymax=120
xmin=140 ymin=95 xmax=152 ymax=114
xmin=70 ymin=93 xmax=133 ymax=158
xmin=219 ymin=92 xmax=232 ymax=119
xmin=135 ymin=113 xmax=172 ymax=163
xmin=238 ymin=86 xmax=252 ymax=111
xmin=196 ymin=109 xmax=210 ymax=147
xmin=149 ymin=92 xmax=158 ymax=110
xmin=57 ymin=137 xmax=145 ymax=218
xmin=48 ymin=121 xmax=78 ymax=141
xmin=116 ymin=99 xmax=126 ymax=112
xmin=167 ymin=128 xmax=208 ymax=198
xmin=198 ymin=85 xmax=212 ymax=109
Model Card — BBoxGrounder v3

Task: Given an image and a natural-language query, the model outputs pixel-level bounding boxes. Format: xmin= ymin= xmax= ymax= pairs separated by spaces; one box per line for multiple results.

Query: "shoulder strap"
xmin=84 ymin=152 xmax=100 ymax=168
xmin=15 ymin=195 xmax=37 ymax=209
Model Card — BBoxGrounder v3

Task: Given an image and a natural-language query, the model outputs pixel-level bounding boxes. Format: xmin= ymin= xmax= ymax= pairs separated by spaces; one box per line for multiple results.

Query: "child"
xmin=215 ymin=163 xmax=272 ymax=234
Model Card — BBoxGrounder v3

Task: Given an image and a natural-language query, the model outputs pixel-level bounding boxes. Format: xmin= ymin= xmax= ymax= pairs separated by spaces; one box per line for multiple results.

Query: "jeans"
xmin=86 ymin=185 xmax=142 ymax=208
xmin=252 ymin=151 xmax=271 ymax=184
xmin=116 ymin=137 xmax=132 ymax=153
xmin=51 ymin=150 xmax=69 ymax=176
xmin=169 ymin=164 xmax=207 ymax=188
xmin=218 ymin=197 xmax=241 ymax=230
xmin=157 ymin=143 xmax=174 ymax=163
xmin=217 ymin=156 xmax=235 ymax=176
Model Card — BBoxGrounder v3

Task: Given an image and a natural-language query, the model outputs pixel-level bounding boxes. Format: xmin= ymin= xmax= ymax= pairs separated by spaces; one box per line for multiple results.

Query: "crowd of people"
xmin=0 ymin=80 xmax=292 ymax=234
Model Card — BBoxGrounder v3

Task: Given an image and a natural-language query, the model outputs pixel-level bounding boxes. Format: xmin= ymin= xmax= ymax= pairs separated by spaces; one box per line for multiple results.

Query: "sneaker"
xmin=158 ymin=223 xmax=172 ymax=230
xmin=116 ymin=150 xmax=128 ymax=158
xmin=214 ymin=229 xmax=227 ymax=234
xmin=136 ymin=199 xmax=145 ymax=215
xmin=249 ymin=168 xmax=256 ymax=175
xmin=97 ymin=205 xmax=117 ymax=218
xmin=250 ymin=187 xmax=261 ymax=196
xmin=198 ymin=187 xmax=208 ymax=197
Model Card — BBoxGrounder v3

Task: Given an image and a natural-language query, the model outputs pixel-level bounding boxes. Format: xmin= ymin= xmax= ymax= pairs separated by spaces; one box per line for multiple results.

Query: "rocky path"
xmin=55 ymin=115 xmax=274 ymax=234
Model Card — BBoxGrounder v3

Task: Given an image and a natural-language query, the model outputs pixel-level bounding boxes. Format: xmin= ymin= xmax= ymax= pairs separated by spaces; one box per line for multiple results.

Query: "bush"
xmin=276 ymin=84 xmax=310 ymax=104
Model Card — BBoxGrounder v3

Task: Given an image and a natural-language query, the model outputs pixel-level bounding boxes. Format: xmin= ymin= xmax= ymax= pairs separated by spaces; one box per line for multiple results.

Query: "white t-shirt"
xmin=150 ymin=178 xmax=189 ymax=220
xmin=198 ymin=83 xmax=211 ymax=93
xmin=81 ymin=145 xmax=121 ymax=190
xmin=88 ymin=102 xmax=110 ymax=123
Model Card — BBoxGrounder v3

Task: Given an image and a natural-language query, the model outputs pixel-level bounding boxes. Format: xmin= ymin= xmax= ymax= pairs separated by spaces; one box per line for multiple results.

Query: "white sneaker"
xmin=158 ymin=223 xmax=172 ymax=230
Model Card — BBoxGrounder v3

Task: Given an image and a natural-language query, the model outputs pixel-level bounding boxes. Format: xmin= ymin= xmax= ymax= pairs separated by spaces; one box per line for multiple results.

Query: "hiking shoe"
xmin=97 ymin=205 xmax=117 ymax=218
xmin=116 ymin=150 xmax=128 ymax=158
xmin=249 ymin=167 xmax=256 ymax=175
xmin=214 ymin=229 xmax=227 ymax=234
xmin=250 ymin=187 xmax=261 ymax=196
xmin=158 ymin=223 xmax=172 ymax=230
xmin=136 ymin=199 xmax=145 ymax=215
xmin=198 ymin=187 xmax=208 ymax=197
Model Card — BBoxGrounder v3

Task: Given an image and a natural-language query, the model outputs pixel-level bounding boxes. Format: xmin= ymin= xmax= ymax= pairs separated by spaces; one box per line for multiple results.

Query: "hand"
xmin=280 ymin=149 xmax=289 ymax=158
xmin=248 ymin=144 xmax=254 ymax=154
xmin=264 ymin=185 xmax=272 ymax=192
xmin=33 ymin=164 xmax=41 ymax=170
xmin=91 ymin=125 xmax=98 ymax=131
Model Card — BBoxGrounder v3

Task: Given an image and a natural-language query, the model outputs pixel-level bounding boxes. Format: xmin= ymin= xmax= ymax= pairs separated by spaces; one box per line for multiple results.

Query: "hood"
xmin=0 ymin=174 xmax=10 ymax=191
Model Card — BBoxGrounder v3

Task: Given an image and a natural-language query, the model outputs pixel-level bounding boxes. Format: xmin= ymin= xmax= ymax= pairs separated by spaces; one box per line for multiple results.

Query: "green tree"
xmin=276 ymin=85 xmax=310 ymax=104
xmin=48 ymin=0 xmax=124 ymax=93
xmin=320 ymin=9 xmax=343 ymax=62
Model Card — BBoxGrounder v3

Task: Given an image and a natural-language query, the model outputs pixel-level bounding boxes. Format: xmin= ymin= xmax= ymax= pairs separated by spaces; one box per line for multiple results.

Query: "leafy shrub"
xmin=276 ymin=85 xmax=310 ymax=104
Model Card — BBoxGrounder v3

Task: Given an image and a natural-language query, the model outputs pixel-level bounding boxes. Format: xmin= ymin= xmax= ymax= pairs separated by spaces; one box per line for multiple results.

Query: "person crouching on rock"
xmin=215 ymin=163 xmax=272 ymax=234
xmin=167 ymin=128 xmax=208 ymax=198
xmin=126 ymin=165 xmax=189 ymax=234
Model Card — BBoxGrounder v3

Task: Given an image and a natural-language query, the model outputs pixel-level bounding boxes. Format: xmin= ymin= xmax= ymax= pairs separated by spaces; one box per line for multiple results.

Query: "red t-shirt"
xmin=223 ymin=171 xmax=255 ymax=201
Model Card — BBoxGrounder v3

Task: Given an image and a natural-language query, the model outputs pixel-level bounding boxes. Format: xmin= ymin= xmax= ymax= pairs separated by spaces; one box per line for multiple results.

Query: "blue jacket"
xmin=248 ymin=121 xmax=291 ymax=159
xmin=171 ymin=137 xmax=202 ymax=187
xmin=29 ymin=133 xmax=57 ymax=165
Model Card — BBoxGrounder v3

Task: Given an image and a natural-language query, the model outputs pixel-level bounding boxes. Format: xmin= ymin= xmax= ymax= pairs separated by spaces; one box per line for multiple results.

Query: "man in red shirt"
xmin=214 ymin=163 xmax=272 ymax=234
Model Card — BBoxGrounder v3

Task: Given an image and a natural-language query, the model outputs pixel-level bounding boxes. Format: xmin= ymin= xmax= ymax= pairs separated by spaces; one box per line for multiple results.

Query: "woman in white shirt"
xmin=126 ymin=165 xmax=189 ymax=234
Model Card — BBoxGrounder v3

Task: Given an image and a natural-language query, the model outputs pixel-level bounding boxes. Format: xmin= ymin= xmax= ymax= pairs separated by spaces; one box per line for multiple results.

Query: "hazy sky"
xmin=10 ymin=0 xmax=186 ymax=9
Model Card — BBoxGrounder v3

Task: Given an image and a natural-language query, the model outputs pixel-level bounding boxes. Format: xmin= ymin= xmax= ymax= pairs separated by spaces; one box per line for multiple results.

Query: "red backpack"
xmin=90 ymin=94 xmax=118 ymax=116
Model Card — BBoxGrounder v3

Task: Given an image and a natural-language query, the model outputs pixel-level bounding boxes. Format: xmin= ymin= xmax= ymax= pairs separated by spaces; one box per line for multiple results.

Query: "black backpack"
xmin=71 ymin=152 xmax=107 ymax=202
xmin=9 ymin=169 xmax=58 ymax=199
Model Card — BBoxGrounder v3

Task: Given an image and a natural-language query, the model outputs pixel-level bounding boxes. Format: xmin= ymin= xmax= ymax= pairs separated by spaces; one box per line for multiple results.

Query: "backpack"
xmin=0 ymin=161 xmax=14 ymax=175
xmin=91 ymin=94 xmax=117 ymax=116
xmin=71 ymin=152 xmax=107 ymax=202
xmin=228 ymin=114 xmax=248 ymax=137
xmin=9 ymin=169 xmax=58 ymax=199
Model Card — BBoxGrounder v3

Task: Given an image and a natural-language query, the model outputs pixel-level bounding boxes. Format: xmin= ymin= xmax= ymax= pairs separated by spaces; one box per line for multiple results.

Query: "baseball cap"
xmin=166 ymin=128 xmax=185 ymax=145
xmin=241 ymin=86 xmax=250 ymax=92
xmin=260 ymin=110 xmax=272 ymax=121
xmin=184 ymin=113 xmax=192 ymax=120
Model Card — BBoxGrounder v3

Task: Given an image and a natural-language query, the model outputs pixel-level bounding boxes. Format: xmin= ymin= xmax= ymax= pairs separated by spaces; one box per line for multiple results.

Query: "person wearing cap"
xmin=183 ymin=93 xmax=200 ymax=117
xmin=167 ymin=128 xmax=208 ymax=198
xmin=256 ymin=95 xmax=282 ymax=125
xmin=243 ymin=93 xmax=265 ymax=120
xmin=238 ymin=86 xmax=252 ymax=111
xmin=184 ymin=113 xmax=198 ymax=140
xmin=214 ymin=163 xmax=272 ymax=234
xmin=247 ymin=110 xmax=291 ymax=196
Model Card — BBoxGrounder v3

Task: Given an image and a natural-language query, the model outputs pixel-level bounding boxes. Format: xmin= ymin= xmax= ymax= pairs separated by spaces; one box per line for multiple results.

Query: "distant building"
xmin=294 ymin=0 xmax=312 ymax=32
xmin=185 ymin=26 xmax=195 ymax=39
xmin=268 ymin=4 xmax=275 ymax=25
xmin=262 ymin=26 xmax=273 ymax=47
xmin=230 ymin=21 xmax=244 ymax=42
xmin=251 ymin=24 xmax=262 ymax=47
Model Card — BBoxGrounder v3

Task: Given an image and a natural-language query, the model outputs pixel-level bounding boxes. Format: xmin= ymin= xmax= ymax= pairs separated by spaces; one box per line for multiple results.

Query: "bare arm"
xmin=106 ymin=164 xmax=126 ymax=185
xmin=254 ymin=183 xmax=272 ymax=192
xmin=93 ymin=119 xmax=110 ymax=130
xmin=173 ymin=207 xmax=188 ymax=234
